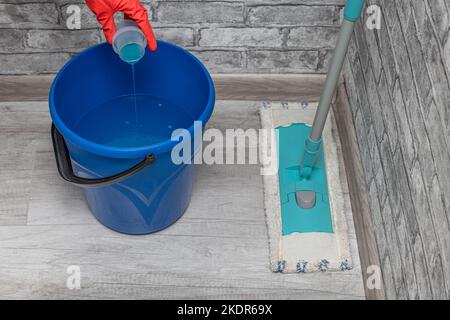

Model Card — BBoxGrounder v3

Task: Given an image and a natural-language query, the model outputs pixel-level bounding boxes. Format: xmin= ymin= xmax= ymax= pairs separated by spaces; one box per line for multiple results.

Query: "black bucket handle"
xmin=51 ymin=123 xmax=155 ymax=188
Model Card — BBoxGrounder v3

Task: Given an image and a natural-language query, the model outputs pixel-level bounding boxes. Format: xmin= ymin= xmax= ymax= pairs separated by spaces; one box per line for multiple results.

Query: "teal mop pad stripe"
xmin=277 ymin=123 xmax=333 ymax=235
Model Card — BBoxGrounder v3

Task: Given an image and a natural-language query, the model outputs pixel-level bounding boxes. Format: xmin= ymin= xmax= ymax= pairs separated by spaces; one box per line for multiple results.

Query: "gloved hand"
xmin=86 ymin=0 xmax=157 ymax=51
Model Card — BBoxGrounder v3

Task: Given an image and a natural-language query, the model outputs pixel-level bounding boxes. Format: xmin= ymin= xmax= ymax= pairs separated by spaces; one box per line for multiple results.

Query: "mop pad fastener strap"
xmin=300 ymin=137 xmax=322 ymax=179
xmin=344 ymin=0 xmax=365 ymax=22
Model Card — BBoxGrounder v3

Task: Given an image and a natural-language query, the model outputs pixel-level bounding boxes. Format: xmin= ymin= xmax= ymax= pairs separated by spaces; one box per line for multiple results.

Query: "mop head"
xmin=260 ymin=102 xmax=353 ymax=273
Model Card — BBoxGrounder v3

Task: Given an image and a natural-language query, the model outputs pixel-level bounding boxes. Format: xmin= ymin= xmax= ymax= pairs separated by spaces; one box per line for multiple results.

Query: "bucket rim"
xmin=49 ymin=41 xmax=215 ymax=159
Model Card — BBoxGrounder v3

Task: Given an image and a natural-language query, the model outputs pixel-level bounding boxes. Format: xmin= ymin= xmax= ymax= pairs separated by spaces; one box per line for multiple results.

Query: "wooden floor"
xmin=0 ymin=99 xmax=365 ymax=299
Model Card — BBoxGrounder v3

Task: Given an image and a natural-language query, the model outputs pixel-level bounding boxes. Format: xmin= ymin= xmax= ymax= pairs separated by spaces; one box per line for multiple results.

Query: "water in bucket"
xmin=74 ymin=94 xmax=194 ymax=148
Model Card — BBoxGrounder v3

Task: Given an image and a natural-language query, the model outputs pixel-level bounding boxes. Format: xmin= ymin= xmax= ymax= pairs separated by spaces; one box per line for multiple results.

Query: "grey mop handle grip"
xmin=299 ymin=1 xmax=365 ymax=179
xmin=309 ymin=19 xmax=356 ymax=141
xmin=309 ymin=0 xmax=365 ymax=141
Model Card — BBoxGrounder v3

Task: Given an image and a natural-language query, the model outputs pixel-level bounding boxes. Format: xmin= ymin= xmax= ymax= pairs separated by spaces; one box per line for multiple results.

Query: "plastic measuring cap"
xmin=112 ymin=20 xmax=146 ymax=64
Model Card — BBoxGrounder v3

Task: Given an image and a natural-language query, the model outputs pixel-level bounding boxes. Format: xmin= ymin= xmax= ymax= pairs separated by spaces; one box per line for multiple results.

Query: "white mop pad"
xmin=260 ymin=101 xmax=353 ymax=273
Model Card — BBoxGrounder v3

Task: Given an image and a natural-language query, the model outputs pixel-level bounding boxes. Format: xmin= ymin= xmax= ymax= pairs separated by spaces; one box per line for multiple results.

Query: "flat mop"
xmin=261 ymin=0 xmax=365 ymax=273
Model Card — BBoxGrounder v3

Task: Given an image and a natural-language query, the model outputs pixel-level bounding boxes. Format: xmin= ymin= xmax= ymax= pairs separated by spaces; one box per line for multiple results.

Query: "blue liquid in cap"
xmin=120 ymin=43 xmax=144 ymax=64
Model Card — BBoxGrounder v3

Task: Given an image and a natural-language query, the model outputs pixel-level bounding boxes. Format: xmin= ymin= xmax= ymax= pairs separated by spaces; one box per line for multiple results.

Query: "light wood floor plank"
xmin=0 ymin=99 xmax=364 ymax=299
xmin=0 ymin=223 xmax=364 ymax=299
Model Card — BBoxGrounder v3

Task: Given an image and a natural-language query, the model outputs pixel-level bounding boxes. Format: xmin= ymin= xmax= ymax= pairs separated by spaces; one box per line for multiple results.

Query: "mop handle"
xmin=300 ymin=0 xmax=365 ymax=179
xmin=308 ymin=0 xmax=365 ymax=142
xmin=344 ymin=0 xmax=366 ymax=22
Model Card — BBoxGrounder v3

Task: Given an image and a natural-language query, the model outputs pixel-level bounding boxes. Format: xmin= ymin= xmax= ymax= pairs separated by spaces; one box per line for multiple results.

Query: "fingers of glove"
xmin=86 ymin=0 xmax=156 ymax=50
xmin=101 ymin=16 xmax=117 ymax=44
xmin=121 ymin=1 xmax=157 ymax=51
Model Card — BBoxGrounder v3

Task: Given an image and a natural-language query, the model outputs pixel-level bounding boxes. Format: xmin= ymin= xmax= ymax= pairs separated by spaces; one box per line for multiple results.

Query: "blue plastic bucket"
xmin=49 ymin=41 xmax=215 ymax=234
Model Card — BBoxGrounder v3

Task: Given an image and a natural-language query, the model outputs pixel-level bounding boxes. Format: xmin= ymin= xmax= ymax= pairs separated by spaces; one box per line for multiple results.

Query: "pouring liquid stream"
xmin=120 ymin=42 xmax=143 ymax=131
xmin=131 ymin=63 xmax=139 ymax=130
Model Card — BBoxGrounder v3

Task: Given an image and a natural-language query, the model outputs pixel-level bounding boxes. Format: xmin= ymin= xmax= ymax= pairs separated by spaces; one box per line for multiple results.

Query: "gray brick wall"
xmin=344 ymin=0 xmax=450 ymax=299
xmin=0 ymin=0 xmax=345 ymax=74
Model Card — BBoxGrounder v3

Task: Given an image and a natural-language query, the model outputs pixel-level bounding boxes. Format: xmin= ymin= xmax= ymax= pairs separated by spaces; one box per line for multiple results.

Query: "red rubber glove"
xmin=86 ymin=0 xmax=157 ymax=51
